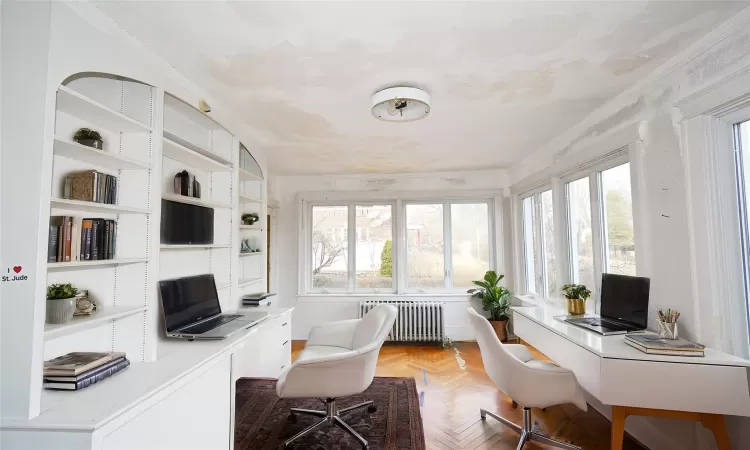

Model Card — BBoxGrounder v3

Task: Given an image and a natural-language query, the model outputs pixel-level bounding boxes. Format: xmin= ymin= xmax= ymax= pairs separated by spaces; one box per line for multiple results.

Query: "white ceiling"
xmin=95 ymin=1 xmax=746 ymax=175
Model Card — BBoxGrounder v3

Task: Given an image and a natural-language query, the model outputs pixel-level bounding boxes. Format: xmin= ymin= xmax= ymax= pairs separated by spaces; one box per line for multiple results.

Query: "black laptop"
xmin=559 ymin=273 xmax=650 ymax=335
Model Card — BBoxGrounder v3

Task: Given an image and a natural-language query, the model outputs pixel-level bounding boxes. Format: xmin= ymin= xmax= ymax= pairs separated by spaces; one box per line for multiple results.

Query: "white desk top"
xmin=512 ymin=306 xmax=750 ymax=367
xmin=1 ymin=308 xmax=294 ymax=432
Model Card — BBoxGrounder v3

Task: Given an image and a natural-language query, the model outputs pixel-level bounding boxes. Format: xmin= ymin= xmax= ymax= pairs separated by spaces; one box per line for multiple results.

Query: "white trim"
xmin=551 ymin=177 xmax=570 ymax=296
xmin=590 ymin=172 xmax=604 ymax=309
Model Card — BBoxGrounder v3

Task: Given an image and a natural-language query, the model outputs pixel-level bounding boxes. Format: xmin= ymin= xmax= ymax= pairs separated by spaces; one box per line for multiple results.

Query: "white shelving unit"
xmin=162 ymin=136 xmax=232 ymax=172
xmin=239 ymin=251 xmax=264 ymax=257
xmin=237 ymin=142 xmax=267 ymax=303
xmin=239 ymin=193 xmax=262 ymax=203
xmin=160 ymin=244 xmax=231 ymax=250
xmin=239 ymin=225 xmax=263 ymax=230
xmin=238 ymin=277 xmax=263 ymax=288
xmin=239 ymin=168 xmax=262 ymax=182
xmin=43 ymin=76 xmax=157 ymax=372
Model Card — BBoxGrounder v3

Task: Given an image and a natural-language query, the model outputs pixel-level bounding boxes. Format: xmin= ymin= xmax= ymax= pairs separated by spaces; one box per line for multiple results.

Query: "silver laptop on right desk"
xmin=556 ymin=273 xmax=650 ymax=335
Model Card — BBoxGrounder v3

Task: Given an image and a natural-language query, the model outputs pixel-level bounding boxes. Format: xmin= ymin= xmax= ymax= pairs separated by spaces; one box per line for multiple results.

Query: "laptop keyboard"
xmin=180 ymin=315 xmax=242 ymax=335
xmin=568 ymin=317 xmax=632 ymax=332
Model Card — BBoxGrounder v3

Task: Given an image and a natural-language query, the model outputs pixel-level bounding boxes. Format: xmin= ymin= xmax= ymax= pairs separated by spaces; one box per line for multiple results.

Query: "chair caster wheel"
xmin=287 ymin=413 xmax=297 ymax=423
xmin=367 ymin=405 xmax=377 ymax=413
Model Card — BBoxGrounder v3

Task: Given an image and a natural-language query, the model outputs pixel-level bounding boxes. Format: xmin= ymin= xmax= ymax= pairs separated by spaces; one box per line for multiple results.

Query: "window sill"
xmin=298 ymin=293 xmax=474 ymax=302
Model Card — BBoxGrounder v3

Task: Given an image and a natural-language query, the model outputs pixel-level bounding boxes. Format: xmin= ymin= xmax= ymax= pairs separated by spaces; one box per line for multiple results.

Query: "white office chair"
xmin=276 ymin=304 xmax=398 ymax=449
xmin=468 ymin=307 xmax=588 ymax=450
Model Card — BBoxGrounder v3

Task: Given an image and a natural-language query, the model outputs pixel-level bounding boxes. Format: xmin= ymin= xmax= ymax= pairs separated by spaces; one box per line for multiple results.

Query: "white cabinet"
xmin=232 ymin=312 xmax=292 ymax=379
xmin=102 ymin=357 xmax=232 ymax=450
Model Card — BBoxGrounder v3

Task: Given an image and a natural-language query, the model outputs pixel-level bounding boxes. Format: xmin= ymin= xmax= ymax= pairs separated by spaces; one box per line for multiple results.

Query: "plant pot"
xmin=567 ymin=298 xmax=586 ymax=315
xmin=76 ymin=138 xmax=103 ymax=150
xmin=46 ymin=297 xmax=76 ymax=324
xmin=489 ymin=318 xmax=509 ymax=342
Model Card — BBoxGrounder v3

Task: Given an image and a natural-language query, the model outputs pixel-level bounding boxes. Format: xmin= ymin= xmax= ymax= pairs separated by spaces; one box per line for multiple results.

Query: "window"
xmin=520 ymin=190 xmax=556 ymax=297
xmin=406 ymin=204 xmax=444 ymax=289
xmin=734 ymin=119 xmax=750 ymax=332
xmin=601 ymin=163 xmax=636 ymax=276
xmin=311 ymin=205 xmax=348 ymax=289
xmin=355 ymin=205 xmax=392 ymax=289
xmin=566 ymin=177 xmax=595 ymax=295
xmin=451 ymin=203 xmax=490 ymax=287
xmin=307 ymin=199 xmax=492 ymax=293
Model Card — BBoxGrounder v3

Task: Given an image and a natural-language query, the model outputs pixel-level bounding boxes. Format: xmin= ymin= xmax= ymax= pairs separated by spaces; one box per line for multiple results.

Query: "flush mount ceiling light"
xmin=371 ymin=87 xmax=430 ymax=122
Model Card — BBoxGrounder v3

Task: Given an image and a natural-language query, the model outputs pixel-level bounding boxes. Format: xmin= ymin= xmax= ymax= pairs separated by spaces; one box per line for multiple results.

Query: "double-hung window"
xmin=520 ymin=190 xmax=556 ymax=297
xmin=308 ymin=199 xmax=492 ymax=293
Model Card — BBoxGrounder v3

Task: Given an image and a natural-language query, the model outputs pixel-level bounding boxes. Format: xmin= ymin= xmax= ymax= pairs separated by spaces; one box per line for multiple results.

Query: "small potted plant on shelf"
xmin=73 ymin=128 xmax=104 ymax=150
xmin=242 ymin=213 xmax=259 ymax=225
xmin=562 ymin=284 xmax=591 ymax=315
xmin=46 ymin=283 xmax=78 ymax=324
xmin=468 ymin=270 xmax=512 ymax=342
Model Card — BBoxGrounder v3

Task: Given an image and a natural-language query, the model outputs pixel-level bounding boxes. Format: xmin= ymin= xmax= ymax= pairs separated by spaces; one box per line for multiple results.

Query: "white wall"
xmin=1 ymin=2 xmax=266 ymax=420
xmin=507 ymin=8 xmax=750 ymax=450
xmin=270 ymin=170 xmax=508 ymax=340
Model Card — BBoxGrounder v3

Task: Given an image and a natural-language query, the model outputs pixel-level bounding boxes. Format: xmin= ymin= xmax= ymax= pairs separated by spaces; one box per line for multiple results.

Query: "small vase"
xmin=46 ymin=297 xmax=76 ymax=324
xmin=567 ymin=298 xmax=586 ymax=315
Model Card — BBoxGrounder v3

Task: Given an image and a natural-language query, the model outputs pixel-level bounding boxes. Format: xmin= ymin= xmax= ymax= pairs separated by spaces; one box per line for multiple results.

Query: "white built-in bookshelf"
xmin=34 ymin=73 xmax=268 ymax=418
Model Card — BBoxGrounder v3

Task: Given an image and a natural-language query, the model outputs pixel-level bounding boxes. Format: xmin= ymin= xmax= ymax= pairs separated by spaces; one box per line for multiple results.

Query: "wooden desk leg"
xmin=610 ymin=405 xmax=628 ymax=450
xmin=699 ymin=414 xmax=732 ymax=450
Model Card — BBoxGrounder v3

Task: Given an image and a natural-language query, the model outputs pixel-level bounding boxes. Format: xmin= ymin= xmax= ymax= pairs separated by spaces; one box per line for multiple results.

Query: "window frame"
xmin=304 ymin=197 xmax=495 ymax=295
xmin=519 ymin=185 xmax=555 ymax=298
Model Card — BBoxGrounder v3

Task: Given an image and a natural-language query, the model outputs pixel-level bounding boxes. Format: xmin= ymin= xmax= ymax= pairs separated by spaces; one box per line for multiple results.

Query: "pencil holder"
xmin=658 ymin=320 xmax=678 ymax=340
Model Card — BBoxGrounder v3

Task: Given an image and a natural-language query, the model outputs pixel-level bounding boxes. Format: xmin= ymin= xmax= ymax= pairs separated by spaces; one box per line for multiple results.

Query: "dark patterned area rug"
xmin=235 ymin=377 xmax=426 ymax=450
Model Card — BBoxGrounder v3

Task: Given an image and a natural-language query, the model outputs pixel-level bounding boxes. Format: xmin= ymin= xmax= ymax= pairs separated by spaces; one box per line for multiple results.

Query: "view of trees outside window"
xmin=355 ymin=205 xmax=393 ymax=289
xmin=540 ymin=190 xmax=556 ymax=296
xmin=451 ymin=203 xmax=490 ymax=287
xmin=602 ymin=163 xmax=636 ymax=276
xmin=521 ymin=196 xmax=539 ymax=294
xmin=311 ymin=206 xmax=348 ymax=288
xmin=567 ymin=177 xmax=595 ymax=297
xmin=406 ymin=204 xmax=445 ymax=288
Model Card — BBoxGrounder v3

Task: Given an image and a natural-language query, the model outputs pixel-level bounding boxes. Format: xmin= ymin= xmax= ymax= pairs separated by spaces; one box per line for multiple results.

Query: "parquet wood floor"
xmin=291 ymin=341 xmax=647 ymax=450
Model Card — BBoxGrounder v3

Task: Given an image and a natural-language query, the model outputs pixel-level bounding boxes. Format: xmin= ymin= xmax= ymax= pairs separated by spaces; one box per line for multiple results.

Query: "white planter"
xmin=46 ymin=297 xmax=76 ymax=324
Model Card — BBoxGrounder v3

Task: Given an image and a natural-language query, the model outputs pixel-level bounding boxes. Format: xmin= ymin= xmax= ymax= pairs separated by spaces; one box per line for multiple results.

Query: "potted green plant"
xmin=242 ymin=213 xmax=259 ymax=225
xmin=46 ymin=283 xmax=78 ymax=324
xmin=468 ymin=270 xmax=511 ymax=342
xmin=562 ymin=284 xmax=591 ymax=315
xmin=73 ymin=128 xmax=103 ymax=150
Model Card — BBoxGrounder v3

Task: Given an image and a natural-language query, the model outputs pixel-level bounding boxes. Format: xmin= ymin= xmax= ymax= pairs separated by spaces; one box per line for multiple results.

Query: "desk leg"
xmin=699 ymin=414 xmax=731 ymax=450
xmin=610 ymin=405 xmax=628 ymax=450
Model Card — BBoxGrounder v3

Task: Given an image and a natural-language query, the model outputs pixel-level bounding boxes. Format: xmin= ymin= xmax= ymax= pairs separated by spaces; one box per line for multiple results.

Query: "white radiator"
xmin=359 ymin=301 xmax=445 ymax=343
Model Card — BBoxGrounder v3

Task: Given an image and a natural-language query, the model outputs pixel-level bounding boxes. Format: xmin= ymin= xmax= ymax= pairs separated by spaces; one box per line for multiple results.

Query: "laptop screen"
xmin=600 ymin=273 xmax=650 ymax=328
xmin=159 ymin=274 xmax=221 ymax=332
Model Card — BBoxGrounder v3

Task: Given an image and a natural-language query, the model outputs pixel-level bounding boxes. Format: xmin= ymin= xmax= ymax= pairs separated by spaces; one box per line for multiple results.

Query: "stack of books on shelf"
xmin=48 ymin=217 xmax=117 ymax=262
xmin=63 ymin=170 xmax=118 ymax=204
xmin=242 ymin=292 xmax=276 ymax=307
xmin=43 ymin=352 xmax=130 ymax=391
xmin=624 ymin=333 xmax=705 ymax=357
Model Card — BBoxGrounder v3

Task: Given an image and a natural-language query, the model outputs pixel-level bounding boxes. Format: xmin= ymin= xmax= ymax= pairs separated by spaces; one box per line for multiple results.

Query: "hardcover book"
xmin=44 ymin=352 xmax=126 ymax=376
xmin=624 ymin=333 xmax=705 ymax=351
xmin=44 ymin=358 xmax=130 ymax=390
xmin=70 ymin=170 xmax=97 ymax=203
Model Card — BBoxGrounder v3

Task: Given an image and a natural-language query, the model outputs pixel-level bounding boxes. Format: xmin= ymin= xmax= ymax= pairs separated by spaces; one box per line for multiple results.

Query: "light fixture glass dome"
xmin=371 ymin=87 xmax=430 ymax=122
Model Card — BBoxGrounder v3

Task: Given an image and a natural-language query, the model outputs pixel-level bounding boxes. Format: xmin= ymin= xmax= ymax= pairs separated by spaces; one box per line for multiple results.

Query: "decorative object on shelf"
xmin=173 ymin=170 xmax=201 ymax=199
xmin=562 ymin=283 xmax=591 ymax=315
xmin=242 ymin=213 xmax=260 ymax=225
xmin=73 ymin=127 xmax=103 ymax=150
xmin=74 ymin=289 xmax=97 ymax=316
xmin=656 ymin=309 xmax=680 ymax=340
xmin=46 ymin=283 xmax=78 ymax=324
xmin=468 ymin=270 xmax=511 ymax=342
xmin=64 ymin=170 xmax=117 ymax=204
xmin=240 ymin=238 xmax=259 ymax=253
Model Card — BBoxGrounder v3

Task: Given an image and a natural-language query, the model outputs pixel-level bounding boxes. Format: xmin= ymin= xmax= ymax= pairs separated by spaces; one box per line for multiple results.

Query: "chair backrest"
xmin=352 ymin=304 xmax=397 ymax=350
xmin=467 ymin=307 xmax=528 ymax=398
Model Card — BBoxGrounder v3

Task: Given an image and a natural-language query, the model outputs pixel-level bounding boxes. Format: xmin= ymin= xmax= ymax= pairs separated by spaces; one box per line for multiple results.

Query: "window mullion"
xmin=347 ymin=204 xmax=356 ymax=292
xmin=444 ymin=201 xmax=452 ymax=290
xmin=551 ymin=178 xmax=570 ymax=294
xmin=590 ymin=173 xmax=605 ymax=311
xmin=534 ymin=194 xmax=547 ymax=297
xmin=397 ymin=199 xmax=407 ymax=293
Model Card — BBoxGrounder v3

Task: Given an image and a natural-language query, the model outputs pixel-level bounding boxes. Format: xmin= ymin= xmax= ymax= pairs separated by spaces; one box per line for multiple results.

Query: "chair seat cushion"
xmin=298 ymin=345 xmax=353 ymax=362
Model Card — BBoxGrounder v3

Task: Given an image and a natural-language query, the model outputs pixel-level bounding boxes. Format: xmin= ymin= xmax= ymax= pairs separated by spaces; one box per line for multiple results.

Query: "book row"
xmin=63 ymin=170 xmax=118 ymax=205
xmin=48 ymin=217 xmax=117 ymax=262
xmin=43 ymin=352 xmax=129 ymax=391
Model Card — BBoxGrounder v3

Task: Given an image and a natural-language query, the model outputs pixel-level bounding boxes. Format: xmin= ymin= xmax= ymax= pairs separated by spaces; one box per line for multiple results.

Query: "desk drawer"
xmin=513 ymin=312 xmax=601 ymax=397
xmin=601 ymin=358 xmax=750 ymax=415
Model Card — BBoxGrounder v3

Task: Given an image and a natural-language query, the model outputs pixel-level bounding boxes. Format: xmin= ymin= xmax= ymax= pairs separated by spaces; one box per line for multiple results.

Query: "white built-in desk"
xmin=512 ymin=306 xmax=750 ymax=450
xmin=1 ymin=308 xmax=293 ymax=450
